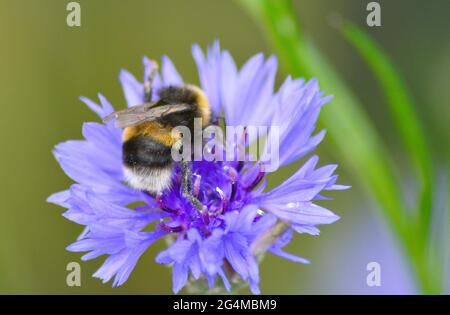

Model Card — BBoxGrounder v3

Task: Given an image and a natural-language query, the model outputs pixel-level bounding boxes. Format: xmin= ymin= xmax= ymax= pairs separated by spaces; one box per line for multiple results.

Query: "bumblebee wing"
xmin=103 ymin=103 xmax=192 ymax=128
xmin=103 ymin=103 xmax=152 ymax=127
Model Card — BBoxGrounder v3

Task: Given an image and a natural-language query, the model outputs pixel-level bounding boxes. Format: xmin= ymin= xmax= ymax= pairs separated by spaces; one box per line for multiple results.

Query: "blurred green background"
xmin=0 ymin=0 xmax=448 ymax=294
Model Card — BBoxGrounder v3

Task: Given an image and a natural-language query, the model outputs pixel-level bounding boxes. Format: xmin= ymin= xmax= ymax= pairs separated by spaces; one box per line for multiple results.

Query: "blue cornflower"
xmin=48 ymin=41 xmax=348 ymax=294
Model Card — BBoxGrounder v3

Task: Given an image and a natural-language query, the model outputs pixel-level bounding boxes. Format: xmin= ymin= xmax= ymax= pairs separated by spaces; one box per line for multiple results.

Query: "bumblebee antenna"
xmin=144 ymin=59 xmax=159 ymax=103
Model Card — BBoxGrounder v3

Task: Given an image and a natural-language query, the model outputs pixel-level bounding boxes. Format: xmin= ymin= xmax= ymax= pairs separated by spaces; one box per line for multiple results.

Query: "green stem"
xmin=237 ymin=0 xmax=441 ymax=294
xmin=338 ymin=21 xmax=434 ymax=241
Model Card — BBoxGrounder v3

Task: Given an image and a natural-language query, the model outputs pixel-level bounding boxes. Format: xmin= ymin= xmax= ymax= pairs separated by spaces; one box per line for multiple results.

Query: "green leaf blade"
xmin=339 ymin=22 xmax=434 ymax=235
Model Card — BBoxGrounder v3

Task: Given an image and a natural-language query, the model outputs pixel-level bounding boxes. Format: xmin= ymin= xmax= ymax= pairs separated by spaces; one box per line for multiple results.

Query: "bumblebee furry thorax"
xmin=122 ymin=84 xmax=210 ymax=194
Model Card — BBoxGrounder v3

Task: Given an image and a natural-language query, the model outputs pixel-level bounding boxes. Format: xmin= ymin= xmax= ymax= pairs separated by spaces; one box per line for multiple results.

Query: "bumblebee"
xmin=104 ymin=61 xmax=210 ymax=209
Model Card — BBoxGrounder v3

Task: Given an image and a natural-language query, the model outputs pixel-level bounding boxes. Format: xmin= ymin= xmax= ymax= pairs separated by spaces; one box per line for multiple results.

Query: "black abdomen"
xmin=123 ymin=136 xmax=172 ymax=168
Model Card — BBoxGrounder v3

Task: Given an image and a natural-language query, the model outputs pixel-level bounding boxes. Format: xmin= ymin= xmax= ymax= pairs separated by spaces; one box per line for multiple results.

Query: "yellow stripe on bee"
xmin=187 ymin=84 xmax=211 ymax=126
xmin=123 ymin=122 xmax=180 ymax=147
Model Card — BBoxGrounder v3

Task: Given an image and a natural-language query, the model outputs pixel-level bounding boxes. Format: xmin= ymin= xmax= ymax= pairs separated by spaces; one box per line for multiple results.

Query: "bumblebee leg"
xmin=144 ymin=60 xmax=159 ymax=102
xmin=181 ymin=160 xmax=204 ymax=211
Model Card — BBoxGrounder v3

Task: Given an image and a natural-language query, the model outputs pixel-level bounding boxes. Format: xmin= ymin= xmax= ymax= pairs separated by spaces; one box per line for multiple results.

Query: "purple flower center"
xmin=156 ymin=159 xmax=261 ymax=238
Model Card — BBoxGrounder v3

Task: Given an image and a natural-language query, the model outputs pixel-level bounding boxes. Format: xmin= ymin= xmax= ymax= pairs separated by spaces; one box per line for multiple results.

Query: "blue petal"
xmin=223 ymin=211 xmax=239 ymax=233
xmin=189 ymin=254 xmax=202 ymax=280
xmin=79 ymin=96 xmax=103 ymax=118
xmin=232 ymin=205 xmax=258 ymax=233
xmin=113 ymin=233 xmax=163 ymax=286
xmin=291 ymin=224 xmax=321 ymax=235
xmin=220 ymin=51 xmax=238 ymax=115
xmin=223 ymin=234 xmax=250 ymax=280
xmin=269 ymin=247 xmax=310 ymax=264
xmin=172 ymin=263 xmax=189 ymax=294
xmin=254 ymin=155 xmax=343 ymax=228
xmin=93 ymin=250 xmax=129 ymax=284
xmin=218 ymin=268 xmax=231 ymax=292
xmin=226 ymin=52 xmax=264 ymax=124
xmin=156 ymin=238 xmax=192 ymax=265
xmin=327 ymin=184 xmax=352 ymax=190
xmin=119 ymin=69 xmax=143 ymax=107
xmin=246 ymin=252 xmax=259 ymax=282
xmin=249 ymin=281 xmax=261 ymax=295
xmin=267 ymin=78 xmax=332 ymax=166
xmin=192 ymin=41 xmax=227 ymax=117
xmin=161 ymin=55 xmax=183 ymax=86
xmin=233 ymin=55 xmax=278 ymax=128
xmin=88 ymin=229 xmax=164 ymax=286
xmin=261 ymin=202 xmax=340 ymax=226
xmin=246 ymin=254 xmax=260 ymax=294
xmin=97 ymin=94 xmax=115 ymax=117
xmin=47 ymin=190 xmax=71 ymax=207
xmin=200 ymin=229 xmax=225 ymax=275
